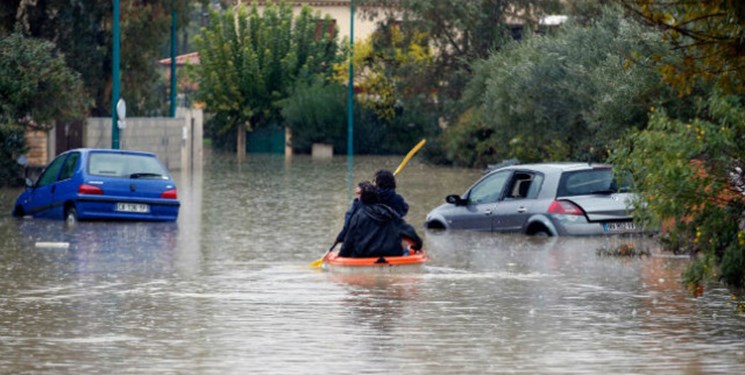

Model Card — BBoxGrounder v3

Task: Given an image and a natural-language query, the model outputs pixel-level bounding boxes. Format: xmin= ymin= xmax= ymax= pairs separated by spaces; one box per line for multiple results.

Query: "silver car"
xmin=425 ymin=163 xmax=643 ymax=236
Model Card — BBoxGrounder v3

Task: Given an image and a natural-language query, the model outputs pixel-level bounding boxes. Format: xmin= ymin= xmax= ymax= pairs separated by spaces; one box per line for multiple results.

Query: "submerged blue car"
xmin=12 ymin=148 xmax=180 ymax=223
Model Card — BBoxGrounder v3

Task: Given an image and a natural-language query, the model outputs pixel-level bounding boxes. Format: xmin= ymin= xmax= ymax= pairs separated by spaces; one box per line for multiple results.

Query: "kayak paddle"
xmin=310 ymin=242 xmax=337 ymax=268
xmin=393 ymin=139 xmax=426 ymax=176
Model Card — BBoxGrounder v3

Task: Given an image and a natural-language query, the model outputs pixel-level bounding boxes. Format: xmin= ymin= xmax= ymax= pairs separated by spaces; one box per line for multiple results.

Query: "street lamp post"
xmin=112 ymin=0 xmax=121 ymax=149
xmin=170 ymin=5 xmax=177 ymax=118
xmin=347 ymin=0 xmax=355 ymax=199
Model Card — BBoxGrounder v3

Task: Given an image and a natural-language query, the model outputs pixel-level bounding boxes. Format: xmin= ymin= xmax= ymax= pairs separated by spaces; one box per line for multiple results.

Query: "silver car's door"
xmin=493 ymin=173 xmax=544 ymax=232
xmin=453 ymin=170 xmax=511 ymax=231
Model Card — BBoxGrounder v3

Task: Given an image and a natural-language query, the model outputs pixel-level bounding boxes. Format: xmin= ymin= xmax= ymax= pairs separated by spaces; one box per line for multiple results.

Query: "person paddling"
xmin=339 ymin=182 xmax=422 ymax=258
xmin=373 ymin=169 xmax=409 ymax=218
xmin=334 ymin=181 xmax=367 ymax=244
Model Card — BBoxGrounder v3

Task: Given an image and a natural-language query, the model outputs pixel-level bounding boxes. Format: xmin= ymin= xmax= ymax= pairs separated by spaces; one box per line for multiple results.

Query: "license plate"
xmin=604 ymin=221 xmax=636 ymax=232
xmin=116 ymin=202 xmax=149 ymax=213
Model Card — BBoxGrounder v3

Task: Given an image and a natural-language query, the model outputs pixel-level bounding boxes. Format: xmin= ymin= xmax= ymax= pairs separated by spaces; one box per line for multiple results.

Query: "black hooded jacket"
xmin=377 ymin=188 xmax=409 ymax=218
xmin=339 ymin=203 xmax=422 ymax=258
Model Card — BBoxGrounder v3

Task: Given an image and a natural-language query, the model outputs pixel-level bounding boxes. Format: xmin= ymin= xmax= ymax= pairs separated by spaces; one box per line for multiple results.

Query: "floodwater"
xmin=1 ymin=153 xmax=743 ymax=374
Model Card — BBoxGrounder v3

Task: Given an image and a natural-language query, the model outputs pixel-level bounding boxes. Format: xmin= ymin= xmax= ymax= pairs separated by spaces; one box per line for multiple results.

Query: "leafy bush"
xmin=442 ymin=5 xmax=674 ymax=167
xmin=0 ymin=29 xmax=87 ymax=185
xmin=0 ymin=124 xmax=26 ymax=186
xmin=610 ymin=90 xmax=745 ymax=290
xmin=280 ymin=77 xmax=347 ymax=154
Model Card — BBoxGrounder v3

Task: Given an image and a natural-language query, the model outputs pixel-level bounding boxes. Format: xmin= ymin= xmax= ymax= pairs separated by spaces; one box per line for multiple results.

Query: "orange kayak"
xmin=322 ymin=249 xmax=428 ymax=273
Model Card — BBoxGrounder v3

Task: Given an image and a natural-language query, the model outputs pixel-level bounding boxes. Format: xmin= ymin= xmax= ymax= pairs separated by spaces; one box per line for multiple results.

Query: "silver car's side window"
xmin=526 ymin=174 xmax=544 ymax=199
xmin=468 ymin=171 xmax=510 ymax=204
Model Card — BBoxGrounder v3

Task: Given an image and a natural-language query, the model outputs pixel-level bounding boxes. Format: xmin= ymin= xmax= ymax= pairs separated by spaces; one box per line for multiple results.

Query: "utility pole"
xmin=347 ymin=0 xmax=355 ymax=200
xmin=112 ymin=0 xmax=121 ymax=149
xmin=170 ymin=3 xmax=177 ymax=117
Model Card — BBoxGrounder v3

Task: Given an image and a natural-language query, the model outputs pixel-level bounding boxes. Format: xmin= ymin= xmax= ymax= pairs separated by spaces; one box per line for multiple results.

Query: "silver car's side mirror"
xmin=446 ymin=194 xmax=466 ymax=206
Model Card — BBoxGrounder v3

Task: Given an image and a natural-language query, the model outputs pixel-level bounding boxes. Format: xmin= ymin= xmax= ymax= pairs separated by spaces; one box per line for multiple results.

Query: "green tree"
xmin=280 ymin=76 xmax=346 ymax=153
xmin=443 ymin=5 xmax=678 ymax=167
xmin=0 ymin=30 xmax=88 ymax=184
xmin=618 ymin=0 xmax=745 ymax=95
xmin=362 ymin=0 xmax=562 ymax=121
xmin=334 ymin=23 xmax=432 ymax=122
xmin=612 ymin=0 xmax=745 ymax=291
xmin=610 ymin=92 xmax=745 ymax=290
xmin=330 ymin=22 xmax=437 ymax=153
xmin=2 ymin=0 xmax=194 ymax=116
xmin=191 ymin=2 xmax=338 ymax=158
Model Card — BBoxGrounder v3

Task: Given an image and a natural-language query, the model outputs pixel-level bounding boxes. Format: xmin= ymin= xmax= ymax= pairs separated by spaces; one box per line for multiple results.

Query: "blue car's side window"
xmin=57 ymin=152 xmax=80 ymax=181
xmin=36 ymin=155 xmax=67 ymax=187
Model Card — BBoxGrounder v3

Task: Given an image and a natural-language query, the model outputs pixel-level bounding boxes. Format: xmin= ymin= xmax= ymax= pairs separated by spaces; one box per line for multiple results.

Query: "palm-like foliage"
xmin=192 ymin=2 xmax=338 ymax=152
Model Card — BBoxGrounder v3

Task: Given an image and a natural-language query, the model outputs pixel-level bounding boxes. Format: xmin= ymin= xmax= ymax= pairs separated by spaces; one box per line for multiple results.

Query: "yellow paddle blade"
xmin=309 ymin=256 xmax=324 ymax=268
xmin=394 ymin=139 xmax=426 ymax=176
xmin=311 ymin=243 xmax=337 ymax=267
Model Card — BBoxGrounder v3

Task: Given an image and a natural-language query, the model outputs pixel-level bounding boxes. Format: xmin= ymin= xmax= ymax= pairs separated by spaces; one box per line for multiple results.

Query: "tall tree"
xmin=612 ymin=0 xmax=745 ymax=291
xmin=331 ymin=22 xmax=438 ymax=154
xmin=333 ymin=24 xmax=432 ymax=123
xmin=618 ymin=0 xmax=745 ymax=95
xmin=0 ymin=30 xmax=88 ymax=183
xmin=361 ymin=0 xmax=562 ymax=120
xmin=191 ymin=2 xmax=338 ymax=159
xmin=442 ymin=5 xmax=676 ymax=166
xmin=2 ymin=0 xmax=194 ymax=116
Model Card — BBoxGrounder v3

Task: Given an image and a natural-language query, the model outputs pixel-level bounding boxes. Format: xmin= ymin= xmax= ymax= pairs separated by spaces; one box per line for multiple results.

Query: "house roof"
xmin=158 ymin=52 xmax=200 ymax=66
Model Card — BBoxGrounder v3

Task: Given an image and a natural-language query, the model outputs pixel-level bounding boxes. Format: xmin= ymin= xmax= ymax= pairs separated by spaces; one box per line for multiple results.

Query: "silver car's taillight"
xmin=547 ymin=200 xmax=584 ymax=215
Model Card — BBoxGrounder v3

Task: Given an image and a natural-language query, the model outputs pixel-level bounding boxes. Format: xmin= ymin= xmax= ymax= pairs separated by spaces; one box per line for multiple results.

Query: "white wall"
xmin=85 ymin=108 xmax=203 ymax=172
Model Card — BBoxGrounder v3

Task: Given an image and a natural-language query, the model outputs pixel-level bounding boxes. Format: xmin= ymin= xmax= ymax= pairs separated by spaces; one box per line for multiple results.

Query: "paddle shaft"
xmin=310 ymin=242 xmax=338 ymax=267
xmin=393 ymin=139 xmax=426 ymax=176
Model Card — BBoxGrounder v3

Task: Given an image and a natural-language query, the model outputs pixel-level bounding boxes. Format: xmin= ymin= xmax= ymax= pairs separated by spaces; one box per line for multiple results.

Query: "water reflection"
xmin=0 ymin=153 xmax=744 ymax=374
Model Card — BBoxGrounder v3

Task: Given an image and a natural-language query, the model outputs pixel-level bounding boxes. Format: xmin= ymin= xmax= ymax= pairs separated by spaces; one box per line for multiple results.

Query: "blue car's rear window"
xmin=557 ymin=168 xmax=631 ymax=197
xmin=88 ymin=153 xmax=169 ymax=179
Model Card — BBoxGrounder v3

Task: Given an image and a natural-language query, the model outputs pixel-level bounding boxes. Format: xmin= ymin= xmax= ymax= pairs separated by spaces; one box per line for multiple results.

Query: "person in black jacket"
xmin=373 ymin=169 xmax=409 ymax=218
xmin=334 ymin=181 xmax=366 ymax=243
xmin=339 ymin=182 xmax=422 ymax=258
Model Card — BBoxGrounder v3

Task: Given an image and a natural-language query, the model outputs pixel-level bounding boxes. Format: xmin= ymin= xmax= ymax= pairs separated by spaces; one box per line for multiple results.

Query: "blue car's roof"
xmin=64 ymin=148 xmax=158 ymax=158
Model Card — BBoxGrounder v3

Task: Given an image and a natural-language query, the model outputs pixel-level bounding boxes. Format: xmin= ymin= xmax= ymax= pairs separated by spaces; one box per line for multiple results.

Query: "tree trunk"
xmin=236 ymin=124 xmax=245 ymax=162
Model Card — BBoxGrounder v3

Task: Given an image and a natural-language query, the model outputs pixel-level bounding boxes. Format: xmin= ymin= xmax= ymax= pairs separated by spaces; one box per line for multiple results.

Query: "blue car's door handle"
xmin=51 ymin=185 xmax=56 ymax=193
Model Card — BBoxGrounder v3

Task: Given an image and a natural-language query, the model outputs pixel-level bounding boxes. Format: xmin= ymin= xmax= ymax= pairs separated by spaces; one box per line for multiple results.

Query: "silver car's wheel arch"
xmin=524 ymin=215 xmax=558 ymax=236
xmin=425 ymin=216 xmax=449 ymax=230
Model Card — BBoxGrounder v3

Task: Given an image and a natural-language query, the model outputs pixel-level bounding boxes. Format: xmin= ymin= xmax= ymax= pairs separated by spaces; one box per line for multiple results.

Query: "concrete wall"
xmin=176 ymin=108 xmax=204 ymax=174
xmin=85 ymin=108 xmax=203 ymax=172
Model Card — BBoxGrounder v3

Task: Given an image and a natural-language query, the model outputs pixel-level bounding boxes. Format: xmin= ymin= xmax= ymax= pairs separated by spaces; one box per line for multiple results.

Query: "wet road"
xmin=1 ymin=153 xmax=744 ymax=374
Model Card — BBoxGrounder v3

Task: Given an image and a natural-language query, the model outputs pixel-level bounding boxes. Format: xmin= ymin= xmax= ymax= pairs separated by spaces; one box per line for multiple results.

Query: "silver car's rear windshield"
xmin=88 ymin=153 xmax=169 ymax=179
xmin=557 ymin=168 xmax=630 ymax=196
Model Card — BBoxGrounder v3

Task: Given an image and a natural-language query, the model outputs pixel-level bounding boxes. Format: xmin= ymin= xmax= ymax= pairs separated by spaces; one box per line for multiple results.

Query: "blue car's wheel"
xmin=12 ymin=205 xmax=24 ymax=217
xmin=64 ymin=206 xmax=78 ymax=226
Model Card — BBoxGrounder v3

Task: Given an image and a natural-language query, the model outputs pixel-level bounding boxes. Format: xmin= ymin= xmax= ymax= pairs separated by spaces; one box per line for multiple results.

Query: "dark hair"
xmin=373 ymin=169 xmax=396 ymax=189
xmin=358 ymin=181 xmax=378 ymax=204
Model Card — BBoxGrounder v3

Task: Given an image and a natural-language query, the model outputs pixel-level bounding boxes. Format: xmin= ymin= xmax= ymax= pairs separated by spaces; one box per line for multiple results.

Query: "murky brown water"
xmin=1 ymin=152 xmax=743 ymax=374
